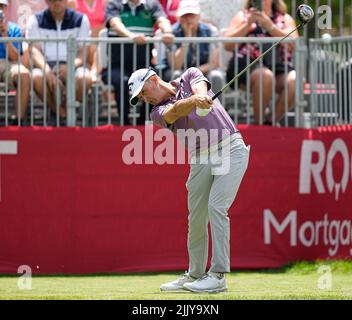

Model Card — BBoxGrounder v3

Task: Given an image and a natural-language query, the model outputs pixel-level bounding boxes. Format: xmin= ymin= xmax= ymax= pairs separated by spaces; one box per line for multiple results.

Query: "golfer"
xmin=128 ymin=67 xmax=250 ymax=293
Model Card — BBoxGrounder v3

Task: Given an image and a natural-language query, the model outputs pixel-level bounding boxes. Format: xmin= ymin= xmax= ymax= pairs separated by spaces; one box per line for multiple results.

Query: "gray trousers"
xmin=186 ymin=133 xmax=250 ymax=278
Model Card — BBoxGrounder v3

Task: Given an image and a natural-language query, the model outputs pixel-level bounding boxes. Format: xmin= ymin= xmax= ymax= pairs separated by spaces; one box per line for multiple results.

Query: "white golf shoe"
xmin=183 ymin=272 xmax=227 ymax=293
xmin=160 ymin=272 xmax=197 ymax=291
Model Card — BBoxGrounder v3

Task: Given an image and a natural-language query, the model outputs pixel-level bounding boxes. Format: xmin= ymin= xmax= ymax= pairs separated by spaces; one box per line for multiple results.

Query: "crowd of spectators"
xmin=0 ymin=0 xmax=299 ymax=126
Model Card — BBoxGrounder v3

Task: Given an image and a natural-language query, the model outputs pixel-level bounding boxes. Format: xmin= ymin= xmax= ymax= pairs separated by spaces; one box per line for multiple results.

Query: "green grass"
xmin=0 ymin=260 xmax=351 ymax=300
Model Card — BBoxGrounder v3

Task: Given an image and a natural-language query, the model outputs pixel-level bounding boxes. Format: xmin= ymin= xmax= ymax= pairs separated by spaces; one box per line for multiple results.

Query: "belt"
xmin=197 ymin=132 xmax=242 ymax=157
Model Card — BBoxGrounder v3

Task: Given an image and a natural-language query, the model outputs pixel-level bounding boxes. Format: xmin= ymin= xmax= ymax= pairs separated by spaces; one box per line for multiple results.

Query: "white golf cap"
xmin=177 ymin=0 xmax=200 ymax=17
xmin=128 ymin=68 xmax=156 ymax=106
xmin=0 ymin=0 xmax=8 ymax=5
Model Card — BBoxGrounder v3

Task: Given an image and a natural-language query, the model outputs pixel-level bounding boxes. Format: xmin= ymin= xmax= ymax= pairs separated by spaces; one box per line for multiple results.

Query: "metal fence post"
xmin=295 ymin=37 xmax=308 ymax=128
xmin=66 ymin=36 xmax=77 ymax=127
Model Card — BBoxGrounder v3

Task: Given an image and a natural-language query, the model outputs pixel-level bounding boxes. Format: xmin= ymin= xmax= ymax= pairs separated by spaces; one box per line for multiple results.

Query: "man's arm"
xmin=26 ymin=15 xmax=50 ymax=71
xmin=75 ymin=15 xmax=91 ymax=68
xmin=109 ymin=16 xmax=134 ymax=38
xmin=191 ymin=80 xmax=209 ymax=95
xmin=26 ymin=15 xmax=58 ymax=90
xmin=29 ymin=46 xmax=50 ymax=72
xmin=157 ymin=17 xmax=173 ymax=34
xmin=163 ymin=80 xmax=212 ymax=124
xmin=106 ymin=0 xmax=146 ymax=44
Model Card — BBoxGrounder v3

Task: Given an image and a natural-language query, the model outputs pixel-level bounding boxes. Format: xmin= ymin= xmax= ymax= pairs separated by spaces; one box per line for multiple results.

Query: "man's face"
xmin=137 ymin=78 xmax=161 ymax=106
xmin=0 ymin=4 xmax=7 ymax=15
xmin=46 ymin=0 xmax=67 ymax=16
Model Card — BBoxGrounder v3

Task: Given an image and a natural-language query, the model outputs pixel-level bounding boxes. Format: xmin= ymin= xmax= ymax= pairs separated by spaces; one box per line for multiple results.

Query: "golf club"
xmin=211 ymin=4 xmax=315 ymax=101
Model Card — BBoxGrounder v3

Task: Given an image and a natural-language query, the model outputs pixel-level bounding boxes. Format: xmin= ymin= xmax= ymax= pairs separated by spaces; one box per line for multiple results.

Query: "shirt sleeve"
xmin=78 ymin=14 xmax=91 ymax=37
xmin=150 ymin=104 xmax=171 ymax=129
xmin=26 ymin=15 xmax=40 ymax=39
xmin=105 ymin=0 xmax=122 ymax=28
xmin=184 ymin=67 xmax=211 ymax=90
xmin=7 ymin=24 xmax=23 ymax=55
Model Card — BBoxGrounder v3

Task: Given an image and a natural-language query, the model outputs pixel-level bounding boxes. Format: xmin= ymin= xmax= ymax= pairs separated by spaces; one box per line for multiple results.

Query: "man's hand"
xmin=161 ymin=32 xmax=174 ymax=45
xmin=191 ymin=94 xmax=213 ymax=109
xmin=57 ymin=64 xmax=68 ymax=81
xmin=130 ymin=33 xmax=148 ymax=45
xmin=45 ymin=71 xmax=59 ymax=92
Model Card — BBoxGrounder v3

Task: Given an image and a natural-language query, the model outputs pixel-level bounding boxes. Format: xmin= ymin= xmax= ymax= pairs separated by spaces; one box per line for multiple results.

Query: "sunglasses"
xmin=141 ymin=67 xmax=154 ymax=82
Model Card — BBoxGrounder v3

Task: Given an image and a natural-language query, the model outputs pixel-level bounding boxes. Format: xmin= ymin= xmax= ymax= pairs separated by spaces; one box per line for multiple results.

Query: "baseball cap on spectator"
xmin=177 ymin=0 xmax=200 ymax=17
xmin=0 ymin=0 xmax=8 ymax=5
xmin=128 ymin=68 xmax=157 ymax=106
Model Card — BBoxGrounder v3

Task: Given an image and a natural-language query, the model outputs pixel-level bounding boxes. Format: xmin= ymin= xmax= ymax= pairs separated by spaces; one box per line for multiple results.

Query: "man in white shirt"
xmin=26 ymin=0 xmax=92 ymax=123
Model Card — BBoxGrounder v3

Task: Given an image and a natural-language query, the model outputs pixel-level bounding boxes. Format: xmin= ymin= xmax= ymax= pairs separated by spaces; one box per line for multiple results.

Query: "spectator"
xmin=199 ymin=0 xmax=245 ymax=32
xmin=163 ymin=0 xmax=223 ymax=94
xmin=0 ymin=0 xmax=30 ymax=125
xmin=26 ymin=0 xmax=92 ymax=124
xmin=68 ymin=0 xmax=106 ymax=82
xmin=224 ymin=0 xmax=298 ymax=125
xmin=158 ymin=0 xmax=180 ymax=26
xmin=105 ymin=0 xmax=174 ymax=125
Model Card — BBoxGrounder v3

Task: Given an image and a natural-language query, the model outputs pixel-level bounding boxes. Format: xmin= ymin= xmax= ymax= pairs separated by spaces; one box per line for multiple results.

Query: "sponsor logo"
xmin=299 ymin=138 xmax=351 ymax=200
xmin=264 ymin=209 xmax=352 ymax=257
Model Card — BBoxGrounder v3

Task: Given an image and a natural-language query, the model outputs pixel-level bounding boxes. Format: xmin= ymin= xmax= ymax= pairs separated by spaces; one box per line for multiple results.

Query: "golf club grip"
xmin=212 ymin=91 xmax=222 ymax=101
xmin=211 ymin=23 xmax=304 ymax=101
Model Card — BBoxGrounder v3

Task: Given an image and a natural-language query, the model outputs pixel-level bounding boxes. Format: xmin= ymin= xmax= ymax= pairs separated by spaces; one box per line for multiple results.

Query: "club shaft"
xmin=212 ymin=23 xmax=305 ymax=101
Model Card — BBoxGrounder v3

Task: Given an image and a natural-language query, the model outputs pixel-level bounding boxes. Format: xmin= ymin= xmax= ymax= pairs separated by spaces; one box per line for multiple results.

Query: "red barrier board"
xmin=0 ymin=125 xmax=351 ymax=274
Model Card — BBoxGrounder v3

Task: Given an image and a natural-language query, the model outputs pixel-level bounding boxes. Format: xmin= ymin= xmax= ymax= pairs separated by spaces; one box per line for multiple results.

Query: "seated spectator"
xmin=26 ymin=0 xmax=92 ymax=125
xmin=163 ymin=0 xmax=223 ymax=94
xmin=199 ymin=0 xmax=245 ymax=32
xmin=224 ymin=0 xmax=298 ymax=125
xmin=105 ymin=0 xmax=174 ymax=125
xmin=0 ymin=0 xmax=30 ymax=125
xmin=68 ymin=0 xmax=106 ymax=82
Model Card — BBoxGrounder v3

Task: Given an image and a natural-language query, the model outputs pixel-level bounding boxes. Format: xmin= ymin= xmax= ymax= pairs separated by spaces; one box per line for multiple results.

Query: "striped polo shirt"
xmin=106 ymin=0 xmax=166 ymax=36
xmin=106 ymin=0 xmax=166 ymax=68
xmin=26 ymin=8 xmax=90 ymax=62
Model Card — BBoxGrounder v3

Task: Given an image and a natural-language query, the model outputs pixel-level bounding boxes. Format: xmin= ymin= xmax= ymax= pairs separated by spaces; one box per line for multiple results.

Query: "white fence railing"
xmin=0 ymin=35 xmax=351 ymax=128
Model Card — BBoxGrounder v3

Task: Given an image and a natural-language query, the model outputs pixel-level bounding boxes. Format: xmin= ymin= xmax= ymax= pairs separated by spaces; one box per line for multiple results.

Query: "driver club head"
xmin=296 ymin=4 xmax=315 ymax=24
